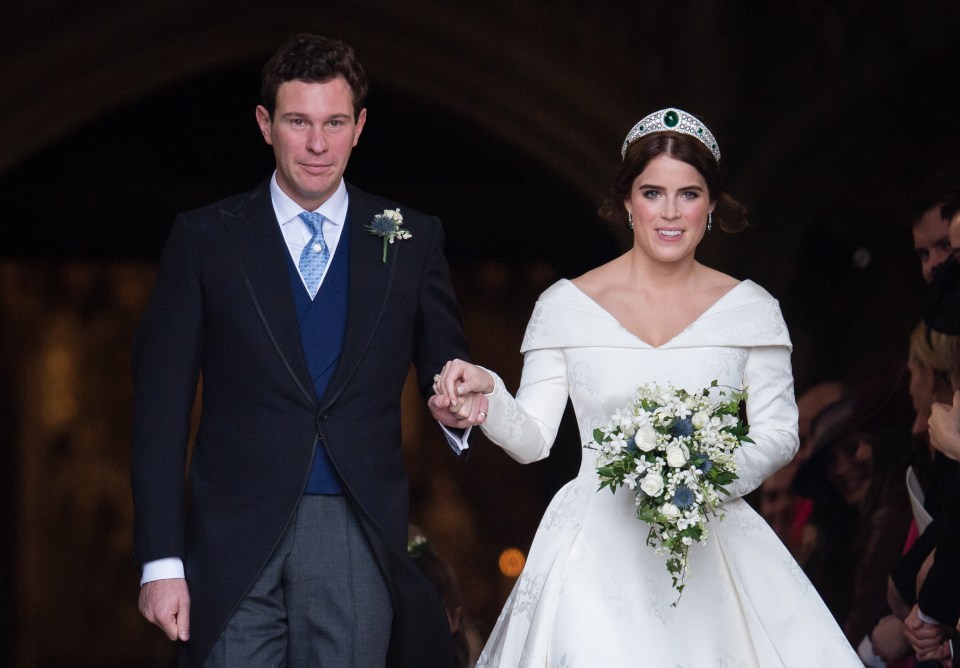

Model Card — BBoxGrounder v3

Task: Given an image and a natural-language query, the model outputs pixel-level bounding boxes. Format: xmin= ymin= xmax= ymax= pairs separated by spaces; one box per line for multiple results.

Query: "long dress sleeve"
xmin=480 ymin=348 xmax=569 ymax=464
xmin=726 ymin=343 xmax=800 ymax=500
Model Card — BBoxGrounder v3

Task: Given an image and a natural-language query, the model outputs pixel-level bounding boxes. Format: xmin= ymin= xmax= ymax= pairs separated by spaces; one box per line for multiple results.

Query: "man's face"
xmin=255 ymin=77 xmax=366 ymax=211
xmin=912 ymin=205 xmax=951 ymax=283
xmin=949 ymin=213 xmax=960 ymax=261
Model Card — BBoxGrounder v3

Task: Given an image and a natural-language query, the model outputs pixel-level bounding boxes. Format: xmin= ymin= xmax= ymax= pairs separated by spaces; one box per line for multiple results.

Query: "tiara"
xmin=620 ymin=108 xmax=721 ymax=163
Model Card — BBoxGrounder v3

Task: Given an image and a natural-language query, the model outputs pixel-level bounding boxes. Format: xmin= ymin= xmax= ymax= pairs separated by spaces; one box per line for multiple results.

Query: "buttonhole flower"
xmin=367 ymin=208 xmax=411 ymax=263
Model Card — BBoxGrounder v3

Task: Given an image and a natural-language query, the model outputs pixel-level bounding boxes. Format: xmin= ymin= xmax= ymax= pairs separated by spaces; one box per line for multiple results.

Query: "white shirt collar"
xmin=270 ymin=173 xmax=349 ymax=228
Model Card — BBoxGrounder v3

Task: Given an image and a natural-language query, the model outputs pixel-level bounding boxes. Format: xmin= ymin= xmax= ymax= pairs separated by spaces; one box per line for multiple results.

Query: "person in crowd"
xmin=795 ymin=366 xmax=916 ymax=654
xmin=910 ymin=169 xmax=959 ymax=283
xmin=928 ymin=192 xmax=960 ymax=461
xmin=408 ymin=529 xmax=475 ymax=668
xmin=758 ymin=381 xmax=847 ymax=562
xmin=131 ymin=34 xmax=482 ymax=667
xmin=903 ymin=223 xmax=960 ymax=663
xmin=430 ymin=108 xmax=860 ymax=666
xmin=797 ymin=382 xmax=851 ymax=463
xmin=874 ymin=190 xmax=960 ymax=667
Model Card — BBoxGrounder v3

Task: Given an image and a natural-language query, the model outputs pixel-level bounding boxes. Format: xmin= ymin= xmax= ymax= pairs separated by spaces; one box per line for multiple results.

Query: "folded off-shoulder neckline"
xmin=560 ymin=278 xmax=750 ymax=350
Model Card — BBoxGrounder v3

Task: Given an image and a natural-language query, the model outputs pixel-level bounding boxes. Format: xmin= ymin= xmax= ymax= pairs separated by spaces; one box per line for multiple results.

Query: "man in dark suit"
xmin=131 ymin=34 xmax=484 ymax=667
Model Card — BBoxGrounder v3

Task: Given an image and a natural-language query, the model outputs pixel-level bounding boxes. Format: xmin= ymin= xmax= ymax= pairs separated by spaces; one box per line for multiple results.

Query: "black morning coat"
xmin=131 ymin=180 xmax=467 ymax=666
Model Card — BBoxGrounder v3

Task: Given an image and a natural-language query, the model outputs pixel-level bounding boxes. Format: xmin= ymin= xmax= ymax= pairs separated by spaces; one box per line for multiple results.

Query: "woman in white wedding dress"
xmin=432 ymin=109 xmax=861 ymax=667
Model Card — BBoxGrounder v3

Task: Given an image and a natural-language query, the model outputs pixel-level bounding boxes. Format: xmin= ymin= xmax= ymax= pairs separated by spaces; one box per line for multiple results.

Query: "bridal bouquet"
xmin=585 ymin=380 xmax=751 ymax=604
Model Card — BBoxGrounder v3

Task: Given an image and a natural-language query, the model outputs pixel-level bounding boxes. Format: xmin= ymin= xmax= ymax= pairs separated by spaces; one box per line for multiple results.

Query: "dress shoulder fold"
xmin=520 ymin=279 xmax=792 ymax=353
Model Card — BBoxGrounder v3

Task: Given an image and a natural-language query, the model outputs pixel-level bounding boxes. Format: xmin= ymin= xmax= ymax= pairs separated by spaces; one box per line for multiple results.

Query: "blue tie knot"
xmin=299 ymin=211 xmax=326 ymax=236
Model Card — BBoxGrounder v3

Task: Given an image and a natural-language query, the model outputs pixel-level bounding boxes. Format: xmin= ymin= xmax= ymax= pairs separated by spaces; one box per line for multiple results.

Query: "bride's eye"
xmin=641 ymin=189 xmax=661 ymax=200
xmin=680 ymin=190 xmax=700 ymax=200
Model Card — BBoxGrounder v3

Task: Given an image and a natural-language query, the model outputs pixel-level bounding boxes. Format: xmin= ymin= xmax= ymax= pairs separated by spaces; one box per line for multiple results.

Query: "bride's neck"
xmin=626 ymin=251 xmax=700 ymax=290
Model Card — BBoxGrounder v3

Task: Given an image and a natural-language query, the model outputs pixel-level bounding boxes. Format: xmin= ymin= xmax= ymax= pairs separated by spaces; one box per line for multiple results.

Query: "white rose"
xmin=666 ymin=443 xmax=688 ymax=468
xmin=691 ymin=411 xmax=710 ymax=429
xmin=609 ymin=435 xmax=628 ymax=453
xmin=635 ymin=425 xmax=658 ymax=452
xmin=640 ymin=473 xmax=664 ymax=497
xmin=661 ymin=503 xmax=680 ymax=520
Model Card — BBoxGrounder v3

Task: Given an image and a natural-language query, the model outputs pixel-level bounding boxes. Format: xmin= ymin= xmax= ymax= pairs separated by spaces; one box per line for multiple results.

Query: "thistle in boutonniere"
xmin=367 ymin=208 xmax=411 ymax=263
xmin=584 ymin=380 xmax=751 ymax=605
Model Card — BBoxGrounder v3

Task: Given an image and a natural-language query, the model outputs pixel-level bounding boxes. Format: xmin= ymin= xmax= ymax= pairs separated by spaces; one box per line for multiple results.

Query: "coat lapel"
xmin=224 ymin=180 xmax=317 ymax=407
xmin=320 ymin=184 xmax=397 ymax=409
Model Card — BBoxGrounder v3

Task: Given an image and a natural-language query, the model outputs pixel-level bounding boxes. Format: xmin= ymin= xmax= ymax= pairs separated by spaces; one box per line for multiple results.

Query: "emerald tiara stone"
xmin=621 ymin=107 xmax=721 ymax=163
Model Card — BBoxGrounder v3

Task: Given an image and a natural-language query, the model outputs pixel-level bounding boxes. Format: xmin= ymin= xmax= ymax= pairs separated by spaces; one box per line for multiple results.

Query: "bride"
xmin=432 ymin=109 xmax=861 ymax=666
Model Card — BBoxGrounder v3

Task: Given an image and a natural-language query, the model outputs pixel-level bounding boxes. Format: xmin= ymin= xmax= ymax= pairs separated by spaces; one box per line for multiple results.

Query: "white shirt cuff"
xmin=917 ymin=608 xmax=942 ymax=625
xmin=140 ymin=557 xmax=185 ymax=586
xmin=441 ymin=424 xmax=471 ymax=454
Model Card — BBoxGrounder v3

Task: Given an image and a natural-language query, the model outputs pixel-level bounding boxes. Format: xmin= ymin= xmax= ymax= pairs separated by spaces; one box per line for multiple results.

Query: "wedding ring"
xmin=433 ymin=374 xmax=441 ymax=382
xmin=479 ymin=411 xmax=487 ymax=419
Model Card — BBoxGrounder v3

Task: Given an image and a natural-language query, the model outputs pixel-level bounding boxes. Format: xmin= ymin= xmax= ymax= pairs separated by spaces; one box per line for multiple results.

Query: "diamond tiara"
xmin=620 ymin=108 xmax=721 ymax=163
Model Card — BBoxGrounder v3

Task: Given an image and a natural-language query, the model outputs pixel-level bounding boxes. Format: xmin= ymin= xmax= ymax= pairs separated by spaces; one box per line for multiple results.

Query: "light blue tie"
xmin=298 ymin=211 xmax=330 ymax=299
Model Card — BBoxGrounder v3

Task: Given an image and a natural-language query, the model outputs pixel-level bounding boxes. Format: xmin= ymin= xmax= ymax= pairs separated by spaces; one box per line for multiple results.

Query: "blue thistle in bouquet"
xmin=585 ymin=380 xmax=751 ymax=604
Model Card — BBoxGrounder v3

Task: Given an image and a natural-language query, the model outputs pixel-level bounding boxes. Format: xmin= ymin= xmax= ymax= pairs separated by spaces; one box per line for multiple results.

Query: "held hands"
xmin=904 ymin=604 xmax=953 ymax=662
xmin=429 ymin=359 xmax=496 ymax=429
xmin=868 ymin=614 xmax=912 ymax=664
xmin=929 ymin=390 xmax=960 ymax=461
xmin=139 ymin=578 xmax=190 ymax=642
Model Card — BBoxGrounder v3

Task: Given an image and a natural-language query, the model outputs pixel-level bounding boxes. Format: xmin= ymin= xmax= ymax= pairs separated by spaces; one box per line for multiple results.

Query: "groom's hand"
xmin=139 ymin=578 xmax=190 ymax=642
xmin=429 ymin=391 xmax=488 ymax=428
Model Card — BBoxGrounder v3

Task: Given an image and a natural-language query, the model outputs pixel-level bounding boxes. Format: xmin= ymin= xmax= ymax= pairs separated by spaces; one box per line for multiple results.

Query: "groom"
xmin=131 ymin=34 xmax=483 ymax=666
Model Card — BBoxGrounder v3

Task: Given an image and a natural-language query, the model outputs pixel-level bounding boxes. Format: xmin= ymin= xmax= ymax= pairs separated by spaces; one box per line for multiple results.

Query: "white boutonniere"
xmin=367 ymin=208 xmax=411 ymax=263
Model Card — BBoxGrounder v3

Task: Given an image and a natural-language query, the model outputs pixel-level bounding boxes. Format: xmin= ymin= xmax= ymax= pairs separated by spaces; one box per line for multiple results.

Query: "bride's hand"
xmin=434 ymin=358 xmax=495 ymax=402
xmin=430 ymin=359 xmax=496 ymax=427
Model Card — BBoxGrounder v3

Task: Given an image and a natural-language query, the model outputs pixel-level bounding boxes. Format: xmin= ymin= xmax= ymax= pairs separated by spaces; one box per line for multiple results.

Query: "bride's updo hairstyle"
xmin=599 ymin=109 xmax=749 ymax=233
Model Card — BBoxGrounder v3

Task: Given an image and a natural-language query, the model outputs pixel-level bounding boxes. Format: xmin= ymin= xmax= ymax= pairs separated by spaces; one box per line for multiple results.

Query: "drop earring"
xmin=628 ymin=211 xmax=634 ymax=231
xmin=707 ymin=210 xmax=713 ymax=231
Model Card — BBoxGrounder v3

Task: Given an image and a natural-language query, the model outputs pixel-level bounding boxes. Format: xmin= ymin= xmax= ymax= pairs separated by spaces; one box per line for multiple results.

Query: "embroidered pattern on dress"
xmin=543 ymin=486 xmax=589 ymax=531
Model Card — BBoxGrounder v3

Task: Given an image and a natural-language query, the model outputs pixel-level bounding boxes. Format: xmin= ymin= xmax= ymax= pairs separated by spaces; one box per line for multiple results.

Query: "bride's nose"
xmin=661 ymin=197 xmax=680 ymax=220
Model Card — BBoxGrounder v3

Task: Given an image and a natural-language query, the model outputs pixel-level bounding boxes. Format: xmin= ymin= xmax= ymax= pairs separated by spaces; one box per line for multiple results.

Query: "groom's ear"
xmin=255 ymin=105 xmax=273 ymax=145
xmin=352 ymin=107 xmax=367 ymax=147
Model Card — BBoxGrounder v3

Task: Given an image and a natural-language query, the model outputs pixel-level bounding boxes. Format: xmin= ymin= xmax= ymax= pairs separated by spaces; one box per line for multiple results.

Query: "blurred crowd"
xmin=756 ymin=170 xmax=960 ymax=667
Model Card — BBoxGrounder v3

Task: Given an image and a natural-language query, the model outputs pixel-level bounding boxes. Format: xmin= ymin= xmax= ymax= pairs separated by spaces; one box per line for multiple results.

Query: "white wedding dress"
xmin=477 ymin=279 xmax=860 ymax=667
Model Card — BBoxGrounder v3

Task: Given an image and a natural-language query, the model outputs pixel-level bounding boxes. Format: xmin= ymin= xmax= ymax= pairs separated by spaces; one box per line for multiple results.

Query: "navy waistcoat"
xmin=286 ymin=220 xmax=350 ymax=494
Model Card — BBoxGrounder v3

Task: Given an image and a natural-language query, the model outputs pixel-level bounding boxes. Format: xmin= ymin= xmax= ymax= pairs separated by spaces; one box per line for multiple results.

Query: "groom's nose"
xmin=306 ymin=129 xmax=328 ymax=153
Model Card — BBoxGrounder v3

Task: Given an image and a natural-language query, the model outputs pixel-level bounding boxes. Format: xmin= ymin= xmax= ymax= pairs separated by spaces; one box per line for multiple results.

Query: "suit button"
xmin=320 ymin=412 xmax=328 ymax=422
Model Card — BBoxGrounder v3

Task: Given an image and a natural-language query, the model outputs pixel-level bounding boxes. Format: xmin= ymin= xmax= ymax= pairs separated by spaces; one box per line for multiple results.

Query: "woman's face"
xmin=828 ymin=434 xmax=873 ymax=506
xmin=624 ymin=154 xmax=713 ymax=264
